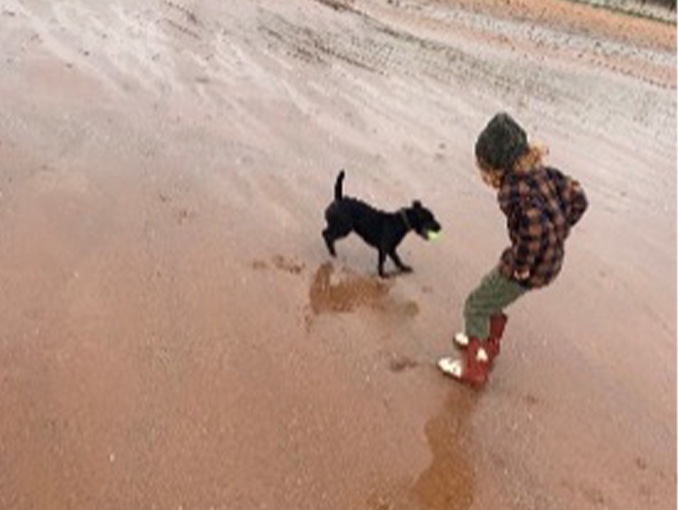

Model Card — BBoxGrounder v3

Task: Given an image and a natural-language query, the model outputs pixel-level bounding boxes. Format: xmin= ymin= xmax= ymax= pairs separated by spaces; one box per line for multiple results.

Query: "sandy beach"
xmin=0 ymin=0 xmax=675 ymax=508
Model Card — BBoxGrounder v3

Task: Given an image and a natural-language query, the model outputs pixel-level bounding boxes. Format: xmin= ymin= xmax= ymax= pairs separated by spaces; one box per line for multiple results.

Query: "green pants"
xmin=464 ymin=268 xmax=527 ymax=339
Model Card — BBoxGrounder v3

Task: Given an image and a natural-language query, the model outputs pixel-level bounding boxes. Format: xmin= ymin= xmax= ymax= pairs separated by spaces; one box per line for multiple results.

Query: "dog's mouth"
xmin=426 ymin=229 xmax=441 ymax=241
xmin=418 ymin=224 xmax=441 ymax=241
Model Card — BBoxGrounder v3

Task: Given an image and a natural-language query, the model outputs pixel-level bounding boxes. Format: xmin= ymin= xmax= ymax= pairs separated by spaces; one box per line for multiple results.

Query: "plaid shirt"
xmin=497 ymin=166 xmax=588 ymax=289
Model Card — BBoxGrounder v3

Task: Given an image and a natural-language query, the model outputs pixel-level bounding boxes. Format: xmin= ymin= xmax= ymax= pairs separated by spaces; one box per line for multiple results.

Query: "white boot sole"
xmin=453 ymin=332 xmax=470 ymax=348
xmin=437 ymin=357 xmax=463 ymax=378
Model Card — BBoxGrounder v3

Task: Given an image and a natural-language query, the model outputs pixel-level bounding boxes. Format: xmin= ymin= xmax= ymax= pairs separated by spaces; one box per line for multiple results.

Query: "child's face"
xmin=477 ymin=159 xmax=502 ymax=189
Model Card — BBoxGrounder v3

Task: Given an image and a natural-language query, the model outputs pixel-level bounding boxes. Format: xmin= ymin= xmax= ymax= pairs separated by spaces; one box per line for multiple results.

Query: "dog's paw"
xmin=399 ymin=265 xmax=413 ymax=274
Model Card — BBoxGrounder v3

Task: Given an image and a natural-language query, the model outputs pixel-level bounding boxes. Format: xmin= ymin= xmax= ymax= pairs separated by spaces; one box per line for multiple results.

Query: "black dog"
xmin=322 ymin=170 xmax=441 ymax=277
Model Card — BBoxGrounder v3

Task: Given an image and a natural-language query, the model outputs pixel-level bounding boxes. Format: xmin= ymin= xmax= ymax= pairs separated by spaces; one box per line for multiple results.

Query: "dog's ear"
xmin=412 ymin=200 xmax=422 ymax=209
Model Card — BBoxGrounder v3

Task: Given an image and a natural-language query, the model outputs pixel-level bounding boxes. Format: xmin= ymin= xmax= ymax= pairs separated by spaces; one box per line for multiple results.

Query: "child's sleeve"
xmin=564 ymin=178 xmax=588 ymax=227
xmin=550 ymin=168 xmax=588 ymax=228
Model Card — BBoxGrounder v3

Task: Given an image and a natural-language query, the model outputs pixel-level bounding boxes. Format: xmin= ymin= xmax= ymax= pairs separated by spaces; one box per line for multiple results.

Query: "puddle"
xmin=306 ymin=263 xmax=419 ymax=322
xmin=365 ymin=390 xmax=479 ymax=510
xmin=309 ymin=262 xmax=390 ymax=314
xmin=411 ymin=391 xmax=478 ymax=510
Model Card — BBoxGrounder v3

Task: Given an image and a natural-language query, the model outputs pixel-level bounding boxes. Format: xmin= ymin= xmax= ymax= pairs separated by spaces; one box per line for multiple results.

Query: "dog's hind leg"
xmin=322 ymin=228 xmax=338 ymax=257
xmin=323 ymin=207 xmax=352 ymax=257
xmin=322 ymin=223 xmax=352 ymax=257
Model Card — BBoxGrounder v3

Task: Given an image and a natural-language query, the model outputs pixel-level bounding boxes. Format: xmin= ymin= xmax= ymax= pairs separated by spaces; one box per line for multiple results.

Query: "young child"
xmin=438 ymin=112 xmax=588 ymax=386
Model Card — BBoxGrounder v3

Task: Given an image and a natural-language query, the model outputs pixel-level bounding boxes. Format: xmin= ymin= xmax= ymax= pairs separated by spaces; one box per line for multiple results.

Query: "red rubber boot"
xmin=486 ymin=313 xmax=508 ymax=362
xmin=438 ymin=338 xmax=491 ymax=387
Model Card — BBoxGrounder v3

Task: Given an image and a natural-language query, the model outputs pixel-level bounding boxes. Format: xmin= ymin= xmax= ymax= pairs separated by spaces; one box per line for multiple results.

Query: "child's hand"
xmin=514 ymin=269 xmax=530 ymax=281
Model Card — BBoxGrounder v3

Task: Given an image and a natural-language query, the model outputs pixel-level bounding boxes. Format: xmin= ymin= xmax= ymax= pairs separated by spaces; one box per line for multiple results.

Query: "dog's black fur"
xmin=322 ymin=170 xmax=441 ymax=277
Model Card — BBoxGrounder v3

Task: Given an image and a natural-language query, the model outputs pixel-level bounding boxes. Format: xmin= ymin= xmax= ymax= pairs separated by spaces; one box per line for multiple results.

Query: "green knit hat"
xmin=475 ymin=113 xmax=529 ymax=172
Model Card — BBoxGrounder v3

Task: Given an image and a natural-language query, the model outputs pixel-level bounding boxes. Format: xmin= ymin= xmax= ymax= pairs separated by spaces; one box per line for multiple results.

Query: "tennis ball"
xmin=427 ymin=230 xmax=441 ymax=241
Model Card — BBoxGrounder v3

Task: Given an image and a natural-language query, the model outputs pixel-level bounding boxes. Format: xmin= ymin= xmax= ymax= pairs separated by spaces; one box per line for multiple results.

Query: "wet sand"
xmin=0 ymin=0 xmax=675 ymax=509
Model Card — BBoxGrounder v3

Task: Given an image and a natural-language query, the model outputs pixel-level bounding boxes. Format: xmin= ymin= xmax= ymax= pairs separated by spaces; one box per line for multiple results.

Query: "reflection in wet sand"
xmin=306 ymin=263 xmax=419 ymax=327
xmin=412 ymin=391 xmax=478 ymax=510
xmin=309 ymin=262 xmax=390 ymax=314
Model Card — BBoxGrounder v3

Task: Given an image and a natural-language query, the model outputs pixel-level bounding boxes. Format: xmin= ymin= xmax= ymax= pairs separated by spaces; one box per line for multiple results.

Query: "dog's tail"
xmin=334 ymin=170 xmax=345 ymax=201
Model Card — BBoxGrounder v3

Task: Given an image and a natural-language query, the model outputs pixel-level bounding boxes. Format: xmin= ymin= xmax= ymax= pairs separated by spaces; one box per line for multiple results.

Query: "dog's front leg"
xmin=389 ymin=249 xmax=412 ymax=274
xmin=377 ymin=250 xmax=388 ymax=278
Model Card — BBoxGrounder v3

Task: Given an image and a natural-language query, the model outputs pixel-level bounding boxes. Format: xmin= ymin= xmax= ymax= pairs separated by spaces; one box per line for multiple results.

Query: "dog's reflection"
xmin=308 ymin=262 xmax=390 ymax=315
xmin=306 ymin=263 xmax=419 ymax=328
